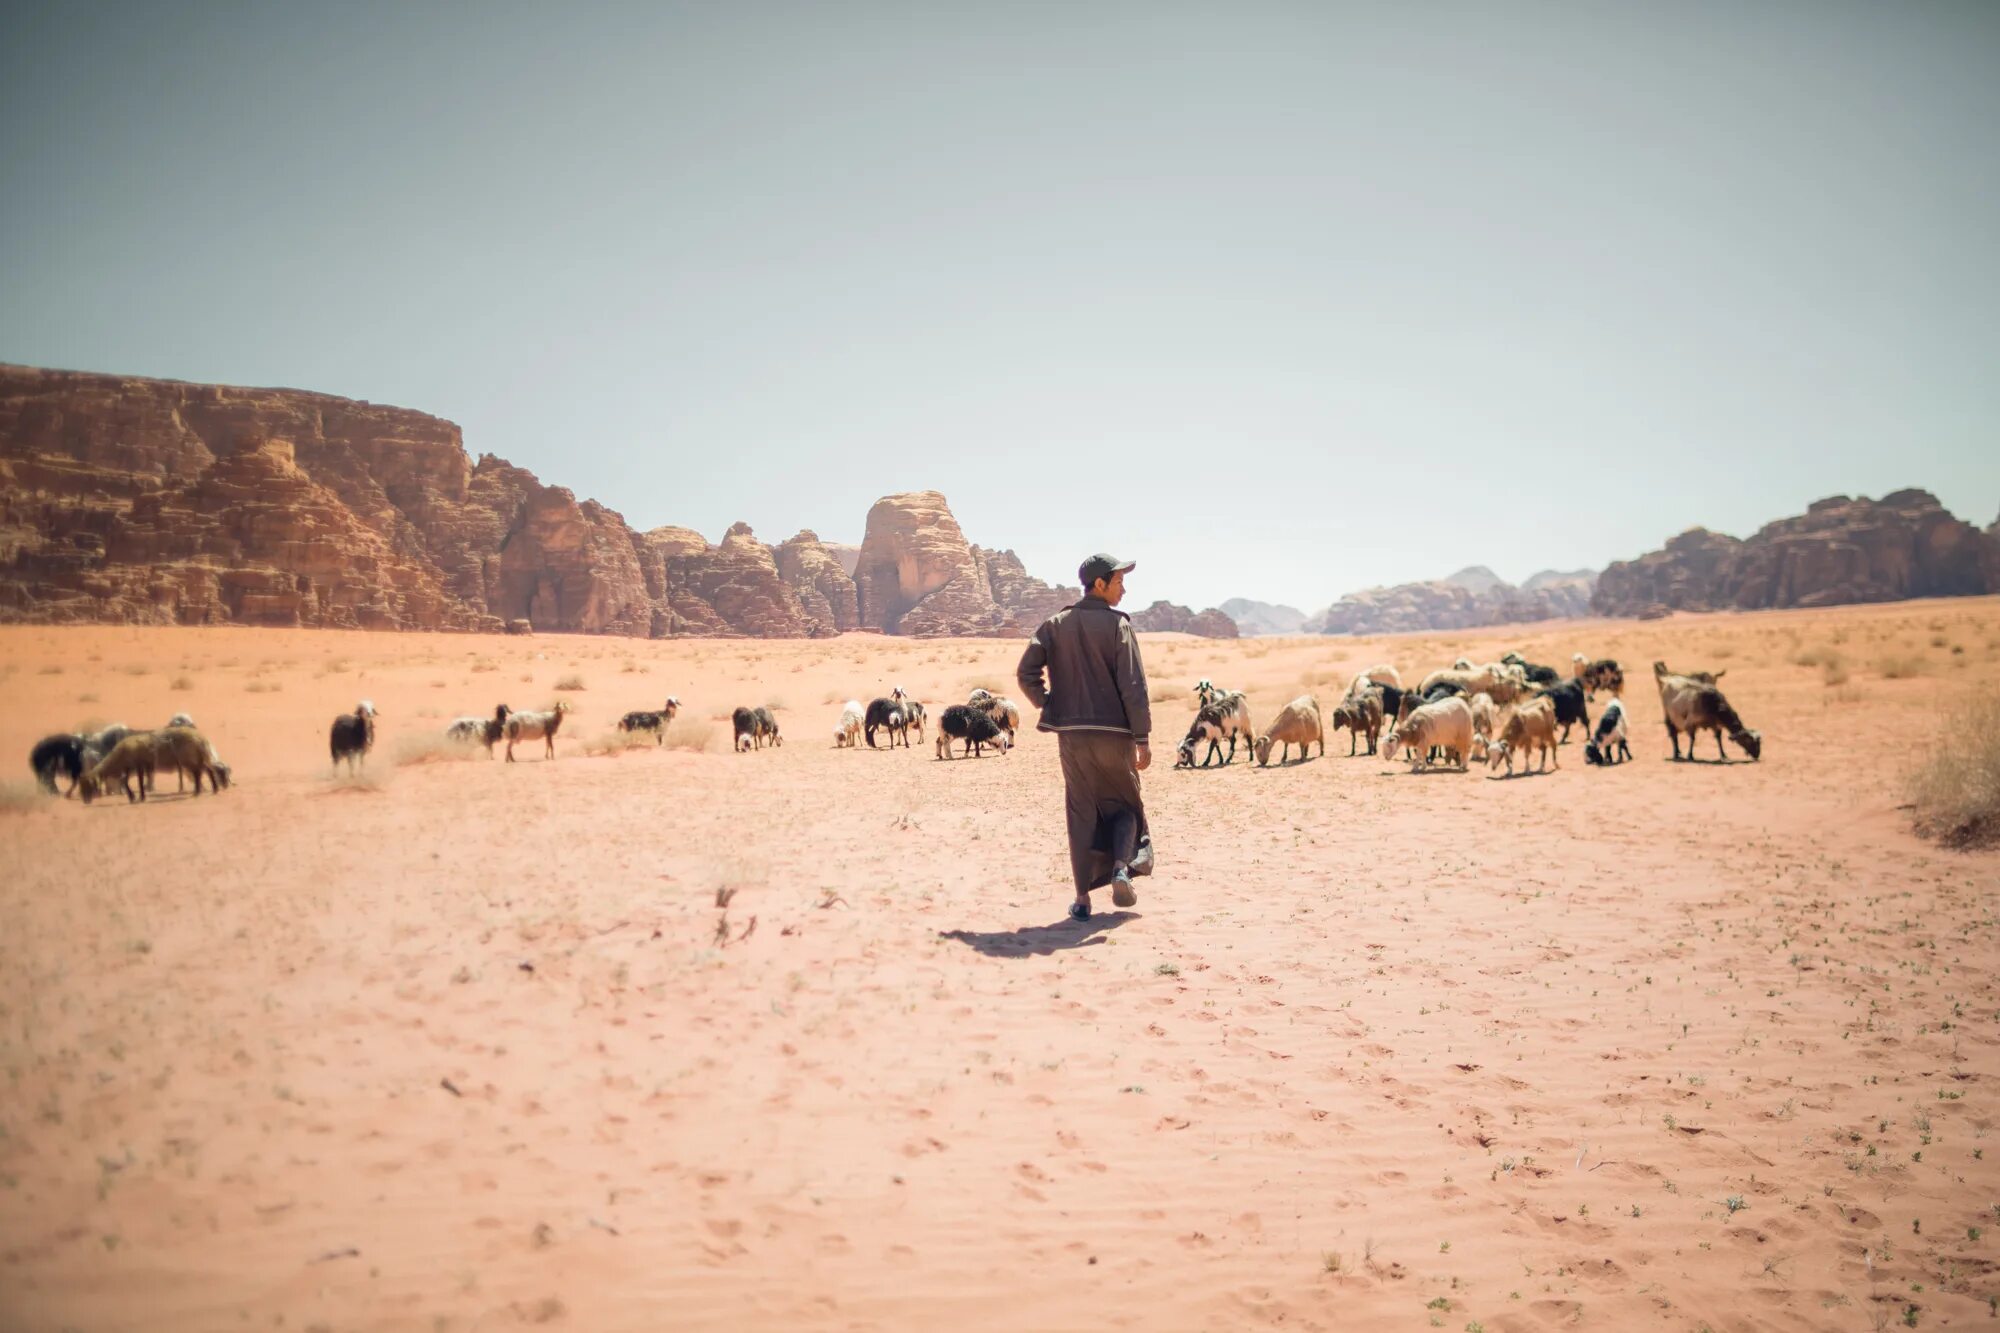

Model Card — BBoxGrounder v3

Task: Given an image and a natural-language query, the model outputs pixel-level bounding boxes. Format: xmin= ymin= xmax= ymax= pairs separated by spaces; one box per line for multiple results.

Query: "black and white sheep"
xmin=936 ymin=703 xmax=1011 ymax=758
xmin=733 ymin=705 xmax=780 ymax=752
xmin=1500 ymin=652 xmax=1563 ymax=686
xmin=330 ymin=701 xmax=379 ymax=773
xmin=1583 ymin=698 xmax=1632 ymax=766
xmin=835 ymin=699 xmax=864 ymax=747
xmin=503 ymin=700 xmax=571 ymax=761
xmin=29 ymin=733 xmax=85 ymax=795
xmin=617 ymin=697 xmax=681 ymax=743
xmin=447 ymin=703 xmax=512 ymax=757
xmin=863 ymin=696 xmax=908 ymax=749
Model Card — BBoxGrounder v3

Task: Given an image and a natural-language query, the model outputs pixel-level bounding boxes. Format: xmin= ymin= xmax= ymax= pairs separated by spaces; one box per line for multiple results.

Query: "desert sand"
xmin=2 ymin=599 xmax=1997 ymax=1331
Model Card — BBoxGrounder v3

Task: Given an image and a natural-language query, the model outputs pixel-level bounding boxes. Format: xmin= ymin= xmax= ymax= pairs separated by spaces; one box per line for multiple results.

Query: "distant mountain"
xmin=1130 ymin=600 xmax=1239 ymax=638
xmin=1304 ymin=568 xmax=1598 ymax=635
xmin=1219 ymin=597 xmax=1307 ymax=636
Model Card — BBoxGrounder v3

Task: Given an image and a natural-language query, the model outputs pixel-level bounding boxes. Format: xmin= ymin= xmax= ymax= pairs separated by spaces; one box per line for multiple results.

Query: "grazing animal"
xmin=1380 ymin=696 xmax=1475 ymax=773
xmin=1466 ymin=691 xmax=1500 ymax=762
xmin=864 ymin=696 xmax=908 ymax=749
xmin=974 ymin=694 xmax=1019 ymax=740
xmin=1500 ymin=652 xmax=1563 ymax=686
xmin=1488 ymin=695 xmax=1560 ymax=776
xmin=1654 ymin=662 xmax=1760 ymax=761
xmin=1584 ymin=697 xmax=1632 ymax=766
xmin=733 ymin=706 xmax=757 ymax=752
xmin=330 ymin=701 xmax=379 ymax=773
xmin=753 ymin=706 xmax=782 ymax=748
xmin=903 ymin=700 xmax=927 ymax=744
xmin=1658 ymin=662 xmax=1725 ymax=685
xmin=1573 ymin=655 xmax=1625 ymax=698
xmin=80 ymin=724 xmax=133 ymax=773
xmin=447 ymin=703 xmax=512 ymax=757
xmin=1344 ymin=665 xmax=1402 ymax=698
xmin=1176 ymin=703 xmax=1234 ymax=769
xmin=1533 ymin=677 xmax=1591 ymax=743
xmin=835 ymin=699 xmax=864 ymax=748
xmin=616 ymin=697 xmax=681 ymax=743
xmin=29 ymin=733 xmax=85 ymax=796
xmin=79 ymin=727 xmax=222 ymax=803
xmin=1327 ymin=692 xmax=1384 ymax=757
xmin=1252 ymin=695 xmax=1326 ymax=766
xmin=503 ymin=700 xmax=571 ymax=762
xmin=937 ymin=703 xmax=1011 ymax=758
xmin=1423 ymin=663 xmax=1532 ymax=705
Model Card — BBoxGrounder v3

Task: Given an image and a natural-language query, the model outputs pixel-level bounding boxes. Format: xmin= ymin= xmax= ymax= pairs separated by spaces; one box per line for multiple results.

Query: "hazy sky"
xmin=3 ymin=2 xmax=1996 ymax=612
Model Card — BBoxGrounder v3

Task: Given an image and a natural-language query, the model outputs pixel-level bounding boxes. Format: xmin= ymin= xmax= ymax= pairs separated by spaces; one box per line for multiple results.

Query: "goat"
xmin=864 ymin=696 xmax=908 ymax=749
xmin=79 ymin=727 xmax=221 ymax=803
xmin=904 ymin=700 xmax=927 ymax=744
xmin=29 ymin=733 xmax=85 ymax=796
xmin=617 ymin=697 xmax=681 ymax=743
xmin=503 ymin=700 xmax=571 ymax=761
xmin=1176 ymin=703 xmax=1234 ymax=769
xmin=975 ymin=694 xmax=1019 ymax=740
xmin=1380 ymin=696 xmax=1474 ymax=773
xmin=1488 ymin=696 xmax=1559 ymax=776
xmin=1654 ymin=662 xmax=1760 ymax=761
xmin=1344 ymin=665 xmax=1402 ymax=698
xmin=835 ymin=700 xmax=864 ymax=748
xmin=937 ymin=703 xmax=1011 ymax=758
xmin=330 ymin=701 xmax=378 ymax=773
xmin=1584 ymin=697 xmax=1632 ymax=766
xmin=1532 ymin=678 xmax=1590 ymax=743
xmin=1327 ymin=692 xmax=1383 ymax=757
xmin=447 ymin=703 xmax=512 ymax=757
xmin=753 ymin=706 xmax=782 ymax=747
xmin=1500 ymin=652 xmax=1563 ymax=686
xmin=80 ymin=723 xmax=133 ymax=773
xmin=1573 ymin=655 xmax=1625 ymax=699
xmin=1466 ymin=691 xmax=1500 ymax=763
xmin=1253 ymin=695 xmax=1326 ymax=766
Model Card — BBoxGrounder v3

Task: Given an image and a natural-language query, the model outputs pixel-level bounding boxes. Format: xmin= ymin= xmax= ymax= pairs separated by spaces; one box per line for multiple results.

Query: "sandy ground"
xmin=1 ymin=599 xmax=1997 ymax=1332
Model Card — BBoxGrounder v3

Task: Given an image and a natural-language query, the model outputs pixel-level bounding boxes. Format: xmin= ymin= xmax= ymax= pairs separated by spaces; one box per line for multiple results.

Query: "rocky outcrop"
xmin=1592 ymin=490 xmax=1993 ymax=616
xmin=1130 ymin=600 xmax=1240 ymax=638
xmin=1219 ymin=598 xmax=1306 ymax=636
xmin=1305 ymin=568 xmax=1599 ymax=635
xmin=0 ymin=364 xmax=1102 ymax=638
xmin=852 ymin=492 xmax=1078 ymax=636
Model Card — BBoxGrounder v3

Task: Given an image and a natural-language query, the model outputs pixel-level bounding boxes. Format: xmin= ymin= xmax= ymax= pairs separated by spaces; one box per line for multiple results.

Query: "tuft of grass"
xmin=169 ymin=675 xmax=193 ymax=691
xmin=661 ymin=716 xmax=718 ymax=753
xmin=244 ymin=679 xmax=282 ymax=694
xmin=554 ymin=674 xmax=587 ymax=691
xmin=1875 ymin=653 xmax=1929 ymax=680
xmin=77 ymin=692 xmax=99 ymax=704
xmin=394 ymin=733 xmax=471 ymax=767
xmin=1907 ymin=689 xmax=2000 ymax=849
xmin=580 ymin=730 xmax=656 ymax=757
xmin=38 ymin=665 xmax=63 ymax=675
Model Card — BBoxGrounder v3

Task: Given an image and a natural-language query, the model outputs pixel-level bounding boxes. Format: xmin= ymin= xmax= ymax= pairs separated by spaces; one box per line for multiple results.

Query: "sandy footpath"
xmin=1 ymin=599 xmax=1996 ymax=1331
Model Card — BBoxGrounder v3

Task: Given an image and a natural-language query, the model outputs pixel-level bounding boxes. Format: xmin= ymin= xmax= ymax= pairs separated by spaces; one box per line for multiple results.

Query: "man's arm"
xmin=1113 ymin=620 xmax=1151 ymax=742
xmin=1016 ymin=628 xmax=1051 ymax=710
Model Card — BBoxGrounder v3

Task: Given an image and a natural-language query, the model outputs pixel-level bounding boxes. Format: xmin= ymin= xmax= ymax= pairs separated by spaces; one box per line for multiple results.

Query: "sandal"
xmin=1068 ymin=900 xmax=1091 ymax=922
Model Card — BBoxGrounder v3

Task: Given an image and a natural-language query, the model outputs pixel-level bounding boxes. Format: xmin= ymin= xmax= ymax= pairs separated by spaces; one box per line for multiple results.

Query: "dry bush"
xmin=580 ymin=729 xmax=657 ymax=757
xmin=1149 ymin=682 xmax=1183 ymax=704
xmin=1907 ymin=690 xmax=2000 ymax=849
xmin=1875 ymin=653 xmax=1930 ymax=680
xmin=244 ymin=679 xmax=282 ymax=694
xmin=471 ymin=660 xmax=497 ymax=673
xmin=1791 ymin=644 xmax=1841 ymax=669
xmin=0 ymin=781 xmax=43 ymax=815
xmin=78 ymin=692 xmax=99 ymax=704
xmin=1822 ymin=661 xmax=1850 ymax=687
xmin=1824 ymin=683 xmax=1866 ymax=707
xmin=394 ymin=733 xmax=472 ymax=766
xmin=662 ymin=716 xmax=718 ymax=752
xmin=554 ymin=674 xmax=587 ymax=691
xmin=170 ymin=675 xmax=193 ymax=691
xmin=38 ymin=665 xmax=62 ymax=676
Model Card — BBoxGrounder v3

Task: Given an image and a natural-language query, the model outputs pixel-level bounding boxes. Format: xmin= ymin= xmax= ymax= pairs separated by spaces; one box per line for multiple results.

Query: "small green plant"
xmin=1154 ymin=962 xmax=1180 ymax=977
xmin=1725 ymin=1195 xmax=1746 ymax=1215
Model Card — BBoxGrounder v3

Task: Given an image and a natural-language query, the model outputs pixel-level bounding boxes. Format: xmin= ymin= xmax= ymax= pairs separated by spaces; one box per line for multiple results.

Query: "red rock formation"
xmin=1593 ymin=490 xmax=1993 ymax=616
xmin=1129 ymin=600 xmax=1240 ymax=638
xmin=853 ymin=493 xmax=1081 ymax=636
xmin=774 ymin=530 xmax=860 ymax=634
xmin=1305 ymin=568 xmax=1597 ymax=635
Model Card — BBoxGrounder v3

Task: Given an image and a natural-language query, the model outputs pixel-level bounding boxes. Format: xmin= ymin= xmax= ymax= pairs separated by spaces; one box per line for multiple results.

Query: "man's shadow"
xmin=939 ymin=912 xmax=1138 ymax=957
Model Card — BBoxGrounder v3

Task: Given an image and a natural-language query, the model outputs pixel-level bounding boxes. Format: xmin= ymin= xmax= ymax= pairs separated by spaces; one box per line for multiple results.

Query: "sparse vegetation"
xmin=394 ymin=733 xmax=470 ymax=766
xmin=554 ymin=674 xmax=587 ymax=691
xmin=1875 ymin=653 xmax=1929 ymax=680
xmin=1907 ymin=689 xmax=2000 ymax=848
xmin=661 ymin=716 xmax=718 ymax=752
xmin=169 ymin=675 xmax=193 ymax=691
xmin=244 ymin=679 xmax=282 ymax=693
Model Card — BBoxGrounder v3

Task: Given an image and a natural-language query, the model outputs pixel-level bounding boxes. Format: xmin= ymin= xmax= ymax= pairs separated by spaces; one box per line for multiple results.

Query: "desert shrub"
xmin=1149 ymin=682 xmax=1184 ymax=704
xmin=1875 ymin=654 xmax=1929 ymax=680
xmin=169 ymin=675 xmax=193 ymax=691
xmin=1907 ymin=690 xmax=2000 ymax=849
xmin=244 ymin=679 xmax=282 ymax=694
xmin=395 ymin=733 xmax=471 ymax=766
xmin=1791 ymin=644 xmax=1841 ymax=669
xmin=38 ymin=665 xmax=62 ymax=676
xmin=1822 ymin=661 xmax=1850 ymax=687
xmin=662 ymin=716 xmax=717 ymax=752
xmin=77 ymin=692 xmax=99 ymax=704
xmin=554 ymin=674 xmax=586 ymax=691
xmin=581 ymin=729 xmax=656 ymax=757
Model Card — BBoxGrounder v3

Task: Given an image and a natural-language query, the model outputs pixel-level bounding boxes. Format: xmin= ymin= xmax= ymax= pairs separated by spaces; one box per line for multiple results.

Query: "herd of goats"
xmin=24 ymin=648 xmax=1762 ymax=804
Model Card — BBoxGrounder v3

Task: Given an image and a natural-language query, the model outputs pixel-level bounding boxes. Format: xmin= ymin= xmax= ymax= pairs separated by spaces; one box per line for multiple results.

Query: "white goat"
xmin=504 ymin=700 xmax=572 ymax=762
xmin=1380 ymin=696 xmax=1474 ymax=773
xmin=835 ymin=699 xmax=864 ymax=748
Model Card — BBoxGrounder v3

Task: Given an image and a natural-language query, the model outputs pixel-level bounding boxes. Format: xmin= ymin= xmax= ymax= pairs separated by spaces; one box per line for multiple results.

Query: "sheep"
xmin=733 ymin=706 xmax=758 ymax=752
xmin=78 ymin=727 xmax=222 ymax=803
xmin=835 ymin=699 xmax=864 ymax=748
xmin=80 ymin=723 xmax=133 ymax=772
xmin=330 ymin=701 xmax=378 ymax=773
xmin=1344 ymin=665 xmax=1402 ymax=699
xmin=1176 ymin=703 xmax=1234 ymax=769
xmin=447 ymin=703 xmax=512 ymax=757
xmin=1532 ymin=678 xmax=1591 ymax=744
xmin=616 ymin=697 xmax=681 ymax=743
xmin=753 ymin=706 xmax=782 ymax=747
xmin=503 ymin=700 xmax=571 ymax=762
xmin=1499 ymin=652 xmax=1563 ymax=686
xmin=904 ymin=700 xmax=927 ymax=744
xmin=937 ymin=703 xmax=1011 ymax=758
xmin=1417 ymin=665 xmax=1497 ymax=702
xmin=1252 ymin=695 xmax=1326 ymax=766
xmin=1379 ymin=696 xmax=1474 ymax=773
xmin=1654 ymin=662 xmax=1760 ymax=762
xmin=1487 ymin=695 xmax=1560 ymax=776
xmin=1327 ymin=692 xmax=1383 ymax=757
xmin=1584 ymin=698 xmax=1632 ymax=766
xmin=1573 ymin=655 xmax=1625 ymax=699
xmin=975 ymin=694 xmax=1020 ymax=740
xmin=29 ymin=734 xmax=85 ymax=796
xmin=1465 ymin=691 xmax=1500 ymax=762
xmin=864 ymin=697 xmax=908 ymax=749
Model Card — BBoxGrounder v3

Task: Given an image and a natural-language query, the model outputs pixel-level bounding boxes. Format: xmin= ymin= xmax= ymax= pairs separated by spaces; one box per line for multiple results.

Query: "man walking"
xmin=1016 ymin=553 xmax=1155 ymax=921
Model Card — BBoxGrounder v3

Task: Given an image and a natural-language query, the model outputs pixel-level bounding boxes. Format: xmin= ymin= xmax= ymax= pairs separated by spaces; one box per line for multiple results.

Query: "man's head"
xmin=1078 ymin=553 xmax=1135 ymax=606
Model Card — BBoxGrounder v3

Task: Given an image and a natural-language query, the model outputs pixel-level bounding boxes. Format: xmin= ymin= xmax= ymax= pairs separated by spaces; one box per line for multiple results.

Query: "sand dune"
xmin=2 ymin=599 xmax=1996 ymax=1330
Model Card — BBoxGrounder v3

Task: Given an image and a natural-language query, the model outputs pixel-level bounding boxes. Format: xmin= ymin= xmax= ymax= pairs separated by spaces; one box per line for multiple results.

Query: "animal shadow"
xmin=940 ymin=912 xmax=1138 ymax=957
xmin=1666 ymin=755 xmax=1757 ymax=767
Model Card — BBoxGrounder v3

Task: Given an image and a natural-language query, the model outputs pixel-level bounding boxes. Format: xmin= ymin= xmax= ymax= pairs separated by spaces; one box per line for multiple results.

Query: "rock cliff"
xmin=1592 ymin=490 xmax=1994 ymax=616
xmin=0 ymin=364 xmax=1080 ymax=638
xmin=1305 ymin=568 xmax=1598 ymax=635
xmin=1218 ymin=598 xmax=1306 ymax=637
xmin=1129 ymin=600 xmax=1240 ymax=638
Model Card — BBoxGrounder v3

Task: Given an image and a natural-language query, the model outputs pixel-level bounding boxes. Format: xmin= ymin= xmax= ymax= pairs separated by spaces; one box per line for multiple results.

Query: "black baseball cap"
xmin=1079 ymin=553 xmax=1136 ymax=587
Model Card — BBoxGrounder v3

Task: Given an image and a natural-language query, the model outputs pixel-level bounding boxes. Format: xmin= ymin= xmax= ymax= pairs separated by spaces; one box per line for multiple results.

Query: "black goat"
xmin=329 ymin=701 xmax=378 ymax=773
xmin=1501 ymin=652 xmax=1563 ymax=685
xmin=30 ymin=733 xmax=85 ymax=796
xmin=864 ymin=696 xmax=908 ymax=749
xmin=937 ymin=704 xmax=1010 ymax=758
xmin=1532 ymin=678 xmax=1591 ymax=743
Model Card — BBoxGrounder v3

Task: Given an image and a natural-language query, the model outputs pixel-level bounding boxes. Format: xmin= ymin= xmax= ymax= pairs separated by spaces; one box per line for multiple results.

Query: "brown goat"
xmin=1328 ymin=692 xmax=1383 ymax=757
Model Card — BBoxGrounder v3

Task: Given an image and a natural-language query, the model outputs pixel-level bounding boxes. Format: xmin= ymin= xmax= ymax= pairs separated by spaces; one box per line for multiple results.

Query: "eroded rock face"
xmin=852 ymin=493 xmax=1079 ymax=636
xmin=1306 ymin=569 xmax=1598 ymax=635
xmin=775 ymin=530 xmax=860 ymax=634
xmin=1592 ymin=491 xmax=1993 ymax=615
xmin=1129 ymin=600 xmax=1240 ymax=638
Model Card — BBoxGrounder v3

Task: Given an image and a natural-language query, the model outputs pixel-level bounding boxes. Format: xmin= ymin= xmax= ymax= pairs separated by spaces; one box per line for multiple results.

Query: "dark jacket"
xmin=1016 ymin=595 xmax=1152 ymax=741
